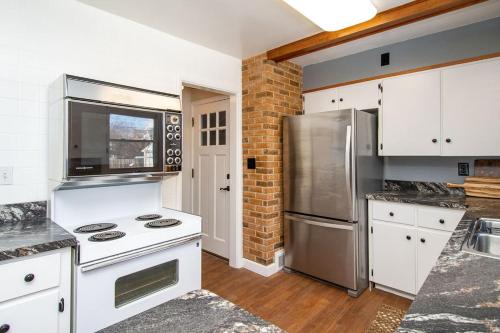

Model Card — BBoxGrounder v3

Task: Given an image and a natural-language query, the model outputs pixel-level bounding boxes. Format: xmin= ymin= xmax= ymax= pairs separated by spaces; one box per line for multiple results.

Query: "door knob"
xmin=24 ymin=273 xmax=35 ymax=282
xmin=0 ymin=324 xmax=10 ymax=333
xmin=219 ymin=186 xmax=230 ymax=191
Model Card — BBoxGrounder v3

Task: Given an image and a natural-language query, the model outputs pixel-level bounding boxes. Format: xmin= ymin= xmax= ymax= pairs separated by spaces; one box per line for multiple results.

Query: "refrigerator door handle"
xmin=286 ymin=214 xmax=354 ymax=230
xmin=345 ymin=125 xmax=353 ymax=218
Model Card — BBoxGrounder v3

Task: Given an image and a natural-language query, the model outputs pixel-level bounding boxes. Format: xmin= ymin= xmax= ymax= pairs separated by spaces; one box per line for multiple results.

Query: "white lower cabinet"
xmin=416 ymin=228 xmax=451 ymax=291
xmin=369 ymin=200 xmax=465 ymax=297
xmin=0 ymin=248 xmax=71 ymax=333
xmin=372 ymin=221 xmax=416 ymax=294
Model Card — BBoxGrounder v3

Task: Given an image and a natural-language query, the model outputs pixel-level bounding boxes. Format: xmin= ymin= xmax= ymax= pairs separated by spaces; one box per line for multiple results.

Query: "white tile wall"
xmin=0 ymin=0 xmax=242 ymax=204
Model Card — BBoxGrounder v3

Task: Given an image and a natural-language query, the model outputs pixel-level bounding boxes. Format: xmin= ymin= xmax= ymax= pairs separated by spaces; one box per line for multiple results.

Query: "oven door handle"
xmin=80 ymin=234 xmax=201 ymax=272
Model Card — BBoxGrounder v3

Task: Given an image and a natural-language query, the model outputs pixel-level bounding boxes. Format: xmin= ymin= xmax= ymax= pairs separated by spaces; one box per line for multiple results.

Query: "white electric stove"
xmin=51 ymin=183 xmax=202 ymax=333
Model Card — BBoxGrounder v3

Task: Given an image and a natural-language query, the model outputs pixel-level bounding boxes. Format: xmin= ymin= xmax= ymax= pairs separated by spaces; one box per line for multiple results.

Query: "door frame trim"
xmin=180 ymin=80 xmax=243 ymax=269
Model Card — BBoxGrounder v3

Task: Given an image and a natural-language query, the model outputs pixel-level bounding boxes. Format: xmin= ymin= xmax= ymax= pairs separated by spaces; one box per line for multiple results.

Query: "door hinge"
xmin=58 ymin=298 xmax=65 ymax=312
xmin=379 ymin=84 xmax=383 ymax=93
xmin=371 ymin=269 xmax=374 ymax=277
xmin=378 ymin=99 xmax=381 ymax=106
xmin=370 ymin=226 xmax=373 ymax=234
xmin=191 ymin=168 xmax=194 ymax=178
xmin=380 ymin=143 xmax=383 ymax=150
xmin=226 ymin=173 xmax=230 ymax=180
xmin=192 ymin=117 xmax=194 ymax=127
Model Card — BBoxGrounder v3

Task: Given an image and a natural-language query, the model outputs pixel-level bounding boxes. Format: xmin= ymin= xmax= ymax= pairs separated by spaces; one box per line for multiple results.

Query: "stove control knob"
xmin=167 ymin=149 xmax=174 ymax=156
xmin=175 ymin=149 xmax=181 ymax=156
xmin=167 ymin=157 xmax=174 ymax=164
xmin=175 ymin=133 xmax=181 ymax=140
xmin=174 ymin=125 xmax=181 ymax=132
xmin=175 ymin=157 xmax=182 ymax=165
xmin=167 ymin=125 xmax=174 ymax=132
xmin=170 ymin=115 xmax=179 ymax=124
xmin=167 ymin=133 xmax=174 ymax=140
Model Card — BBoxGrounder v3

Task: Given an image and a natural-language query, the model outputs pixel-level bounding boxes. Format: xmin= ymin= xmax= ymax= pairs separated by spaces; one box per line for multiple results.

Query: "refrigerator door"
xmin=284 ymin=213 xmax=357 ymax=289
xmin=283 ymin=110 xmax=355 ymax=221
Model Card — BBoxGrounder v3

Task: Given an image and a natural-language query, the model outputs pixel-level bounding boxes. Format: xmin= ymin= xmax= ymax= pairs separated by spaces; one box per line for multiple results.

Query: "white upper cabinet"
xmin=303 ymin=88 xmax=338 ymax=113
xmin=337 ymin=80 xmax=380 ymax=110
xmin=380 ymin=71 xmax=441 ymax=156
xmin=441 ymin=58 xmax=500 ymax=156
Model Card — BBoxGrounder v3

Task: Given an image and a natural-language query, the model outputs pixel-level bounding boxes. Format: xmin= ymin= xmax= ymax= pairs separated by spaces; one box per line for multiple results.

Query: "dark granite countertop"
xmin=98 ymin=289 xmax=284 ymax=333
xmin=366 ymin=191 xmax=500 ymax=332
xmin=0 ymin=217 xmax=77 ymax=262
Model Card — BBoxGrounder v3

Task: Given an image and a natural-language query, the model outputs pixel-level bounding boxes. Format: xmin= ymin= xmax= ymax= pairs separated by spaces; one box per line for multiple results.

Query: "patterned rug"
xmin=366 ymin=304 xmax=406 ymax=333
xmin=98 ymin=289 xmax=285 ymax=333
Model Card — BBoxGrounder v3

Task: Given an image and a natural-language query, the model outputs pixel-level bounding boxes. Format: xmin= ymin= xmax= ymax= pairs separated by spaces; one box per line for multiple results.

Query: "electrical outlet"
xmin=0 ymin=167 xmax=13 ymax=185
xmin=458 ymin=163 xmax=469 ymax=176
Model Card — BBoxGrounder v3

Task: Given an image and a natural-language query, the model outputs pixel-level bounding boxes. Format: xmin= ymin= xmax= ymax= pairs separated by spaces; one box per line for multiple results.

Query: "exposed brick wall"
xmin=242 ymin=54 xmax=303 ymax=265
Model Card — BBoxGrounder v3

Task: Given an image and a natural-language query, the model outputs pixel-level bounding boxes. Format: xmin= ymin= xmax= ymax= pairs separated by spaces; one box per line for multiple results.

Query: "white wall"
xmin=0 ymin=0 xmax=241 ymax=204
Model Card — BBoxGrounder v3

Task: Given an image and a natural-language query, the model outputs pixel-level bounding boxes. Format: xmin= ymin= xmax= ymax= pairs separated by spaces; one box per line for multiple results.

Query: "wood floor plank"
xmin=202 ymin=252 xmax=412 ymax=332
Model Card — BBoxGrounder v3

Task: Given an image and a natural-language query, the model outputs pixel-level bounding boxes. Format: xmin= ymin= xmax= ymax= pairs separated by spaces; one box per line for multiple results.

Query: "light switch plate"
xmin=0 ymin=167 xmax=13 ymax=185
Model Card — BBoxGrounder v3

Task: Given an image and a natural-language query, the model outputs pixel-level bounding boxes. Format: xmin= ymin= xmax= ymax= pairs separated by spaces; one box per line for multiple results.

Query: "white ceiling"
xmin=78 ymin=0 xmax=411 ymax=59
xmin=78 ymin=0 xmax=500 ymax=65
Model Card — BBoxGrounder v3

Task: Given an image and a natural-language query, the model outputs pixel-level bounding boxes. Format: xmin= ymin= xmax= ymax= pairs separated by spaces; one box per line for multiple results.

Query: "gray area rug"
xmin=98 ymin=289 xmax=285 ymax=333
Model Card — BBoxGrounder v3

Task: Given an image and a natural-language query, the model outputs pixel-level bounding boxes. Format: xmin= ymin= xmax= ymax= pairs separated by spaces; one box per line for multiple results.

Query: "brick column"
xmin=242 ymin=54 xmax=303 ymax=265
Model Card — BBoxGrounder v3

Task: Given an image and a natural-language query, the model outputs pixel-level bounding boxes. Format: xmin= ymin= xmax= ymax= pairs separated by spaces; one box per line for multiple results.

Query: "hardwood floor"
xmin=202 ymin=252 xmax=412 ymax=333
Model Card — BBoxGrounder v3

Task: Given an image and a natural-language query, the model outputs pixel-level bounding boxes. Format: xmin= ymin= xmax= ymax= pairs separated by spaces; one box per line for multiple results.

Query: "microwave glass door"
xmin=68 ymin=101 xmax=164 ymax=177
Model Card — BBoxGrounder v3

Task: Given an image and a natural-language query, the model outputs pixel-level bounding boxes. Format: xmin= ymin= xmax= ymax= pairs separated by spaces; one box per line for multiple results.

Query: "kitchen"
xmin=0 ymin=0 xmax=499 ymax=332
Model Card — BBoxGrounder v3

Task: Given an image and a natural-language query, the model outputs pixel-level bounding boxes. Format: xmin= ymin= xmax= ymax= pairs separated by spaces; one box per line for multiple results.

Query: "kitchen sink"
xmin=462 ymin=218 xmax=500 ymax=259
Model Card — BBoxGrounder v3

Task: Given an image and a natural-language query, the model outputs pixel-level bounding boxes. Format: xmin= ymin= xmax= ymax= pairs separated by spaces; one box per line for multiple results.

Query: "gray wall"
xmin=303 ymin=17 xmax=500 ymax=90
xmin=303 ymin=18 xmax=500 ymax=183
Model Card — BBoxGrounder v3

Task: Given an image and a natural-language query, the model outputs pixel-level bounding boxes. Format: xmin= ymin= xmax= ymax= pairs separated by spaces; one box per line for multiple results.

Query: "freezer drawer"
xmin=284 ymin=213 xmax=357 ymax=289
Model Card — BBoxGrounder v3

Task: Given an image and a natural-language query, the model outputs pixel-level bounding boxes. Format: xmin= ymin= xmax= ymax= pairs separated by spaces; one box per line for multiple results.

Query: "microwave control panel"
xmin=165 ymin=112 xmax=182 ymax=172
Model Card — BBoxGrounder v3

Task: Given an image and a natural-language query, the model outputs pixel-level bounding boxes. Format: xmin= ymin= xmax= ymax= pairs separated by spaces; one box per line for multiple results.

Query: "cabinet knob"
xmin=389 ymin=212 xmax=394 ymax=217
xmin=24 ymin=273 xmax=35 ymax=282
xmin=406 ymin=235 xmax=412 ymax=240
xmin=331 ymin=99 xmax=336 ymax=103
xmin=439 ymin=219 xmax=445 ymax=224
xmin=0 ymin=324 xmax=10 ymax=333
xmin=420 ymin=238 xmax=426 ymax=243
xmin=446 ymin=138 xmax=452 ymax=143
xmin=432 ymin=138 xmax=437 ymax=143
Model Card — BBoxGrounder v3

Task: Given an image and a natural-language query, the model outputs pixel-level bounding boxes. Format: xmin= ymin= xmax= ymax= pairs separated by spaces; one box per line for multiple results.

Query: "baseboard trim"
xmin=243 ymin=249 xmax=284 ymax=277
xmin=374 ymin=284 xmax=415 ymax=300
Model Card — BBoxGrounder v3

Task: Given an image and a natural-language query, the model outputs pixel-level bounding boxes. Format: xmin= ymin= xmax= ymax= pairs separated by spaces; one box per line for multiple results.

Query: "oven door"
xmin=67 ymin=100 xmax=165 ymax=177
xmin=74 ymin=237 xmax=201 ymax=333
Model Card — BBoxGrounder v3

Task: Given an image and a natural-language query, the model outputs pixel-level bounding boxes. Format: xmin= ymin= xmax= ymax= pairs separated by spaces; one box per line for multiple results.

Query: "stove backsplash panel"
xmin=0 ymin=201 xmax=47 ymax=224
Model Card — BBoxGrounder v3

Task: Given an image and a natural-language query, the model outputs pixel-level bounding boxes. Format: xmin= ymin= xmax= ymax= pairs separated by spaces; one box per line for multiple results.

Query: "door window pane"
xmin=209 ymin=112 xmax=217 ymax=128
xmin=201 ymin=131 xmax=207 ymax=146
xmin=115 ymin=260 xmax=178 ymax=308
xmin=210 ymin=130 xmax=217 ymax=145
xmin=219 ymin=111 xmax=226 ymax=127
xmin=218 ymin=129 xmax=226 ymax=145
xmin=201 ymin=114 xmax=207 ymax=129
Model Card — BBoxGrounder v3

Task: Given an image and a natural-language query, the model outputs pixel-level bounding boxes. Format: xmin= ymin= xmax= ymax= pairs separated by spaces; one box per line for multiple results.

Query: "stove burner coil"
xmin=145 ymin=219 xmax=182 ymax=228
xmin=74 ymin=223 xmax=117 ymax=233
xmin=135 ymin=214 xmax=162 ymax=221
xmin=88 ymin=231 xmax=126 ymax=242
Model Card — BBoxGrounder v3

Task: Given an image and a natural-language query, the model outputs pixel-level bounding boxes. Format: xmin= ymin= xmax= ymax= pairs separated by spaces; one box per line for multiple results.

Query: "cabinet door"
xmin=380 ymin=71 xmax=441 ymax=156
xmin=442 ymin=58 xmax=500 ymax=155
xmin=303 ymin=88 xmax=338 ymax=114
xmin=338 ymin=80 xmax=380 ymax=110
xmin=0 ymin=289 xmax=59 ymax=333
xmin=372 ymin=221 xmax=416 ymax=294
xmin=417 ymin=228 xmax=450 ymax=292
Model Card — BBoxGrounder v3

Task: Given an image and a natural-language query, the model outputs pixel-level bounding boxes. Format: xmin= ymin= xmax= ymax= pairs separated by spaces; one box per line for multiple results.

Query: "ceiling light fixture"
xmin=283 ymin=0 xmax=378 ymax=31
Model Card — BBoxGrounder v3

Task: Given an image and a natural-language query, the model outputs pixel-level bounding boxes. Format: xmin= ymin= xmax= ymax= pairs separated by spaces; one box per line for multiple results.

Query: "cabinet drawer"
xmin=417 ymin=206 xmax=465 ymax=232
xmin=0 ymin=289 xmax=59 ymax=333
xmin=372 ymin=201 xmax=415 ymax=225
xmin=0 ymin=253 xmax=61 ymax=302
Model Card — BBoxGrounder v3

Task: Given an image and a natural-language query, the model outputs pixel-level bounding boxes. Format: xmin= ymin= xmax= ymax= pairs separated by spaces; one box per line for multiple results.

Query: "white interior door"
xmin=192 ymin=98 xmax=230 ymax=258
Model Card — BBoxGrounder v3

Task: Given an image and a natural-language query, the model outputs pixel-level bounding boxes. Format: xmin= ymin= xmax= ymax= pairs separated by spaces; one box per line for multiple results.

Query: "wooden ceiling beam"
xmin=267 ymin=0 xmax=488 ymax=62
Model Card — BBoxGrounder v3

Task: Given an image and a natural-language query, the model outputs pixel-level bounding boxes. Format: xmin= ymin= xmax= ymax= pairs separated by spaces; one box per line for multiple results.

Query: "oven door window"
xmin=68 ymin=101 xmax=164 ymax=177
xmin=115 ymin=259 xmax=178 ymax=308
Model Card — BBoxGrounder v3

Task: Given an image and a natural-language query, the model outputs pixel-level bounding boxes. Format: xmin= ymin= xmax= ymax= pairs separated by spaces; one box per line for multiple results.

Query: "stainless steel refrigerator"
xmin=283 ymin=109 xmax=382 ymax=297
